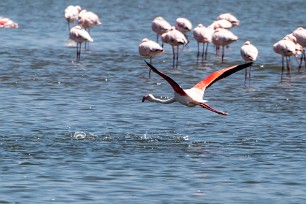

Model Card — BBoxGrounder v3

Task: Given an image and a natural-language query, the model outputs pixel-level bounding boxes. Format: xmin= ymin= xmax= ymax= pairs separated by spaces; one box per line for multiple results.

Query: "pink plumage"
xmin=209 ymin=19 xmax=232 ymax=30
xmin=216 ymin=13 xmax=240 ymax=27
xmin=78 ymin=10 xmax=101 ymax=29
xmin=240 ymin=41 xmax=258 ymax=85
xmin=212 ymin=28 xmax=238 ymax=62
xmin=161 ymin=27 xmax=187 ymax=68
xmin=193 ymin=24 xmax=213 ymax=62
xmin=273 ymin=36 xmax=300 ymax=74
xmin=175 ymin=17 xmax=192 ymax=34
xmin=142 ymin=62 xmax=253 ymax=115
xmin=0 ymin=17 xmax=18 ymax=28
xmin=139 ymin=38 xmax=163 ymax=77
xmin=69 ymin=25 xmax=93 ymax=61
xmin=151 ymin=17 xmax=171 ymax=43
xmin=240 ymin=41 xmax=258 ymax=62
xmin=292 ymin=27 xmax=306 ymax=47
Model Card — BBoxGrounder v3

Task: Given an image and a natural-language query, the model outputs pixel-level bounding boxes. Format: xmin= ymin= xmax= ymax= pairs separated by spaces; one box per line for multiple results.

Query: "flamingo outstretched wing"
xmin=193 ymin=62 xmax=253 ymax=91
xmin=145 ymin=61 xmax=187 ymax=96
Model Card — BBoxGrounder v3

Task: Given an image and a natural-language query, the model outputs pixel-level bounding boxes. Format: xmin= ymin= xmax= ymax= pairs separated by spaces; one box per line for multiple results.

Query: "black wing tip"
xmin=144 ymin=60 xmax=153 ymax=68
xmin=245 ymin=62 xmax=253 ymax=67
xmin=144 ymin=60 xmax=158 ymax=73
xmin=234 ymin=61 xmax=253 ymax=70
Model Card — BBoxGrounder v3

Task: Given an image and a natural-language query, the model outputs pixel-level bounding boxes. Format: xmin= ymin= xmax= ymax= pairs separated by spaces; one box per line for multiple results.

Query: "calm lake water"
xmin=1 ymin=0 xmax=306 ymax=203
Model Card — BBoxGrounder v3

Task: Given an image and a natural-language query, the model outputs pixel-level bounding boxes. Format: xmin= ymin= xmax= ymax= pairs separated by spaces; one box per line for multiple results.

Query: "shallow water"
xmin=1 ymin=0 xmax=306 ymax=203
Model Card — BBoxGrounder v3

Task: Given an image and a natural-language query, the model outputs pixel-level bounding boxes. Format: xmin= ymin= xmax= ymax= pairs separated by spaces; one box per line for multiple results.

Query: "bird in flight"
xmin=142 ymin=61 xmax=253 ymax=115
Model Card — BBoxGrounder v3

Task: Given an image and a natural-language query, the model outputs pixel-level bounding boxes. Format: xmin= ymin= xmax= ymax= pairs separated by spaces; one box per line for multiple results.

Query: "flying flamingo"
xmin=292 ymin=27 xmax=306 ymax=68
xmin=216 ymin=13 xmax=240 ymax=27
xmin=193 ymin=24 xmax=213 ymax=63
xmin=240 ymin=41 xmax=258 ymax=85
xmin=161 ymin=27 xmax=187 ymax=68
xmin=151 ymin=17 xmax=172 ymax=44
xmin=212 ymin=28 xmax=238 ymax=62
xmin=142 ymin=61 xmax=253 ymax=115
xmin=273 ymin=36 xmax=300 ymax=78
xmin=139 ymin=38 xmax=164 ymax=77
xmin=64 ymin=5 xmax=81 ymax=32
xmin=78 ymin=10 xmax=101 ymax=49
xmin=175 ymin=17 xmax=192 ymax=45
xmin=69 ymin=25 xmax=93 ymax=61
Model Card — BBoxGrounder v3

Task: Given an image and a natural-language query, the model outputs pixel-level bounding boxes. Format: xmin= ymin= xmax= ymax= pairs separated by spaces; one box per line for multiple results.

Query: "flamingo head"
xmin=142 ymin=94 xmax=154 ymax=102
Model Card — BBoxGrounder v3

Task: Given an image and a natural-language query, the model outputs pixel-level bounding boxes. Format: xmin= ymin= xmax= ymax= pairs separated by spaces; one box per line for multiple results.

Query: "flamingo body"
xmin=139 ymin=38 xmax=163 ymax=58
xmin=193 ymin=24 xmax=213 ymax=61
xmin=70 ymin=25 xmax=93 ymax=43
xmin=162 ymin=27 xmax=187 ymax=68
xmin=240 ymin=41 xmax=258 ymax=62
xmin=69 ymin=25 xmax=93 ymax=61
xmin=292 ymin=27 xmax=306 ymax=47
xmin=0 ymin=17 xmax=18 ymax=28
xmin=142 ymin=61 xmax=253 ymax=115
xmin=139 ymin=38 xmax=163 ymax=77
xmin=212 ymin=28 xmax=238 ymax=61
xmin=151 ymin=17 xmax=171 ymax=43
xmin=175 ymin=17 xmax=192 ymax=34
xmin=64 ymin=5 xmax=81 ymax=23
xmin=209 ymin=19 xmax=232 ymax=30
xmin=212 ymin=28 xmax=238 ymax=47
xmin=162 ymin=27 xmax=187 ymax=46
xmin=216 ymin=13 xmax=240 ymax=27
xmin=273 ymin=38 xmax=297 ymax=57
xmin=193 ymin=24 xmax=213 ymax=43
xmin=273 ymin=37 xmax=299 ymax=75
xmin=78 ymin=11 xmax=101 ymax=29
xmin=292 ymin=27 xmax=306 ymax=68
xmin=240 ymin=41 xmax=258 ymax=85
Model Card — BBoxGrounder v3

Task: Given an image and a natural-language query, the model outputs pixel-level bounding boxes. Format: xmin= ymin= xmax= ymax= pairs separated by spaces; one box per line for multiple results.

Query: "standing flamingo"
xmin=161 ymin=27 xmax=187 ymax=68
xmin=209 ymin=19 xmax=232 ymax=30
xmin=216 ymin=13 xmax=240 ymax=27
xmin=139 ymin=38 xmax=164 ymax=77
xmin=64 ymin=5 xmax=81 ymax=32
xmin=212 ymin=28 xmax=238 ymax=62
xmin=142 ymin=61 xmax=253 ymax=115
xmin=240 ymin=41 xmax=258 ymax=85
xmin=151 ymin=17 xmax=172 ymax=44
xmin=273 ymin=36 xmax=299 ymax=78
xmin=78 ymin=10 xmax=101 ymax=29
xmin=193 ymin=24 xmax=213 ymax=63
xmin=175 ymin=17 xmax=192 ymax=45
xmin=283 ymin=34 xmax=304 ymax=69
xmin=292 ymin=27 xmax=306 ymax=68
xmin=69 ymin=25 xmax=93 ymax=61
xmin=78 ymin=10 xmax=101 ymax=49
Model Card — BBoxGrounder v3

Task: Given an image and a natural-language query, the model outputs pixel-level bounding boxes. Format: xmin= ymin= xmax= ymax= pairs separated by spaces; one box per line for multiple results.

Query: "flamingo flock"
xmin=273 ymin=29 xmax=306 ymax=79
xmin=139 ymin=14 xmax=306 ymax=79
xmin=3 ymin=7 xmax=305 ymax=116
xmin=139 ymin=13 xmax=247 ymax=70
xmin=138 ymin=13 xmax=306 ymax=114
xmin=63 ymin=8 xmax=306 ymax=114
xmin=64 ymin=5 xmax=101 ymax=61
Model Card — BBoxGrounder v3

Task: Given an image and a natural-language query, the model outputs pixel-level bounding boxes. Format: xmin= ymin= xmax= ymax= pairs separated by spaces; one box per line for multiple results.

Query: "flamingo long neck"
xmin=148 ymin=95 xmax=176 ymax=104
